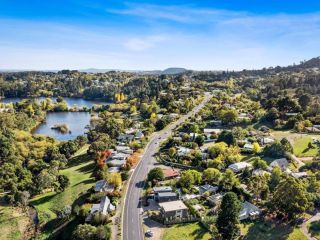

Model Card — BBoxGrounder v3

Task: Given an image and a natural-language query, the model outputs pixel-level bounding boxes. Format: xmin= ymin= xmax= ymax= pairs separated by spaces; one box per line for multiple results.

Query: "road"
xmin=122 ymin=93 xmax=212 ymax=240
xmin=300 ymin=212 xmax=320 ymax=240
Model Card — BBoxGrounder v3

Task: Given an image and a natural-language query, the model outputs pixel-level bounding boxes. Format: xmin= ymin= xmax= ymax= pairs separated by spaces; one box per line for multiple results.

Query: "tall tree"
xmin=216 ymin=192 xmax=241 ymax=240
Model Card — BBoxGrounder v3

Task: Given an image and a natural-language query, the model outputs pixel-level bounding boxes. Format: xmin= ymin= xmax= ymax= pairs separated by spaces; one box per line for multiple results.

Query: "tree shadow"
xmin=309 ymin=220 xmax=320 ymax=238
xmin=30 ymin=193 xmax=57 ymax=206
xmin=243 ymin=221 xmax=294 ymax=240
xmin=67 ymin=154 xmax=92 ymax=168
xmin=190 ymin=223 xmax=208 ymax=239
xmin=77 ymin=162 xmax=95 ymax=173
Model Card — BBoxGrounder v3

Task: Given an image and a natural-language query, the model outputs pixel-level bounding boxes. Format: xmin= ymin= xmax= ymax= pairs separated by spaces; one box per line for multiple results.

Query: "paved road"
xmin=122 ymin=93 xmax=212 ymax=240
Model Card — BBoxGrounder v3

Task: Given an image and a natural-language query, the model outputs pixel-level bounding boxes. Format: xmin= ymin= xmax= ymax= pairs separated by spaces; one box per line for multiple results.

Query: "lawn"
xmin=162 ymin=223 xmax=211 ymax=240
xmin=293 ymin=136 xmax=318 ymax=157
xmin=30 ymin=145 xmax=95 ymax=224
xmin=309 ymin=220 xmax=320 ymax=239
xmin=241 ymin=221 xmax=307 ymax=240
xmin=0 ymin=201 xmax=31 ymax=240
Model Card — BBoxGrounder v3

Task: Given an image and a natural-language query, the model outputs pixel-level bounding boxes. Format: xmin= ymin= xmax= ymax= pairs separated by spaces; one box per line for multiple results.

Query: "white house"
xmin=228 ymin=162 xmax=252 ymax=173
xmin=268 ymin=158 xmax=289 ymax=172
xmin=86 ymin=196 xmax=115 ymax=222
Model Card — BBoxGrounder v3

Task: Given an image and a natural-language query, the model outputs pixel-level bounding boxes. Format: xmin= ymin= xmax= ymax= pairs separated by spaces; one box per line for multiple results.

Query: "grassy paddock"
xmin=162 ymin=222 xmax=211 ymax=240
xmin=0 ymin=202 xmax=30 ymax=240
xmin=30 ymin=145 xmax=94 ymax=224
xmin=293 ymin=136 xmax=318 ymax=157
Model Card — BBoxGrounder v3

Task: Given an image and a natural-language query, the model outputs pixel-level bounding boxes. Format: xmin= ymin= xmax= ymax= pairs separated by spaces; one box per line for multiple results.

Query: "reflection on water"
xmin=1 ymin=97 xmax=109 ymax=108
xmin=33 ymin=112 xmax=92 ymax=141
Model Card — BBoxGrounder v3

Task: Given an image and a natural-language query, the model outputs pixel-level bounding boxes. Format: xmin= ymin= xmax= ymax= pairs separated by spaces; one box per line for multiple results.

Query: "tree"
xmin=195 ymin=135 xmax=205 ymax=146
xmin=280 ymin=138 xmax=293 ymax=153
xmin=217 ymin=130 xmax=236 ymax=146
xmin=252 ymin=142 xmax=261 ymax=154
xmin=263 ymin=141 xmax=285 ymax=158
xmin=203 ymin=168 xmax=221 ymax=185
xmin=220 ymin=169 xmax=240 ymax=191
xmin=72 ymin=224 xmax=97 ymax=240
xmin=108 ymin=173 xmax=122 ymax=189
xmin=269 ymin=166 xmax=282 ymax=191
xmin=270 ymin=177 xmax=312 ymax=220
xmin=168 ymin=147 xmax=176 ymax=158
xmin=208 ymin=142 xmax=228 ymax=158
xmin=221 ymin=109 xmax=239 ymax=125
xmin=15 ymin=191 xmax=30 ymax=207
xmin=180 ymin=170 xmax=202 ymax=190
xmin=58 ymin=205 xmax=72 ymax=219
xmin=147 ymin=168 xmax=164 ymax=183
xmin=216 ymin=192 xmax=241 ymax=240
xmin=299 ymin=94 xmax=312 ymax=109
xmin=252 ymin=157 xmax=268 ymax=170
xmin=57 ymin=175 xmax=70 ymax=192
xmin=247 ymin=175 xmax=269 ymax=201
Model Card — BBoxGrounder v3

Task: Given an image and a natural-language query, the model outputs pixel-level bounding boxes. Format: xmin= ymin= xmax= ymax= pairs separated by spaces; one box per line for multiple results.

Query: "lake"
xmin=1 ymin=97 xmax=109 ymax=108
xmin=0 ymin=97 xmax=108 ymax=141
xmin=33 ymin=112 xmax=92 ymax=141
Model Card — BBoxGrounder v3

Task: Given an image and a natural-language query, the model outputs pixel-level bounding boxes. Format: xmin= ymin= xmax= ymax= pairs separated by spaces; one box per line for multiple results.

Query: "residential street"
xmin=122 ymin=93 xmax=212 ymax=240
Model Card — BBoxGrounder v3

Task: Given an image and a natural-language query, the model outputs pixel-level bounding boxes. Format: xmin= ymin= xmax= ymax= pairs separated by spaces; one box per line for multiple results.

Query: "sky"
xmin=1 ymin=0 xmax=320 ymax=70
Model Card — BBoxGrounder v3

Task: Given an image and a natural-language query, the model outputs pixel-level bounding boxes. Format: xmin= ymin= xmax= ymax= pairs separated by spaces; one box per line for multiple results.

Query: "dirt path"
xmin=300 ymin=213 xmax=320 ymax=240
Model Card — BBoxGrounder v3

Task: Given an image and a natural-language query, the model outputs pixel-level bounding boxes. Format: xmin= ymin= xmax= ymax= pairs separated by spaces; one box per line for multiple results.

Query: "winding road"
xmin=122 ymin=93 xmax=212 ymax=240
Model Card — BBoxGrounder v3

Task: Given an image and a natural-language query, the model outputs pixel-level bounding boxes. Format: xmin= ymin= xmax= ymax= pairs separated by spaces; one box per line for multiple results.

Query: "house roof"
xmin=158 ymin=192 xmax=177 ymax=198
xmin=239 ymin=201 xmax=261 ymax=220
xmin=153 ymin=186 xmax=173 ymax=193
xmin=269 ymin=158 xmax=288 ymax=170
xmin=199 ymin=184 xmax=218 ymax=193
xmin=228 ymin=162 xmax=252 ymax=171
xmin=159 ymin=200 xmax=188 ymax=212
xmin=94 ymin=180 xmax=107 ymax=192
xmin=162 ymin=168 xmax=180 ymax=178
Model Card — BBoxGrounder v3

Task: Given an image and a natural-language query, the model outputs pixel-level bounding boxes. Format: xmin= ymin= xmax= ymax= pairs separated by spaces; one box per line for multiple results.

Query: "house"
xmin=239 ymin=201 xmax=261 ymax=221
xmin=268 ymin=158 xmax=289 ymax=172
xmin=238 ymin=113 xmax=251 ymax=120
xmin=199 ymin=184 xmax=218 ymax=195
xmin=260 ymin=137 xmax=274 ymax=145
xmin=85 ymin=196 xmax=115 ymax=222
xmin=259 ymin=126 xmax=270 ymax=133
xmin=242 ymin=143 xmax=254 ymax=153
xmin=107 ymin=159 xmax=126 ymax=167
xmin=207 ymin=193 xmax=223 ymax=206
xmin=117 ymin=134 xmax=135 ymax=143
xmin=159 ymin=200 xmax=190 ymax=223
xmin=153 ymin=186 xmax=173 ymax=193
xmin=108 ymin=167 xmax=121 ymax=173
xmin=291 ymin=172 xmax=308 ymax=179
xmin=162 ymin=168 xmax=180 ymax=179
xmin=135 ymin=130 xmax=144 ymax=140
xmin=203 ymin=128 xmax=222 ymax=135
xmin=252 ymin=169 xmax=270 ymax=176
xmin=285 ymin=112 xmax=298 ymax=117
xmin=177 ymin=147 xmax=192 ymax=157
xmin=228 ymin=162 xmax=252 ymax=173
xmin=156 ymin=192 xmax=178 ymax=203
xmin=94 ymin=180 xmax=114 ymax=193
xmin=169 ymin=113 xmax=179 ymax=120
xmin=115 ymin=145 xmax=133 ymax=154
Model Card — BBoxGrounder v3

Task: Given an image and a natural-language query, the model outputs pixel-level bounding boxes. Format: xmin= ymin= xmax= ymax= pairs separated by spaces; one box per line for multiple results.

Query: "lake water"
xmin=0 ymin=97 xmax=108 ymax=141
xmin=33 ymin=112 xmax=92 ymax=141
xmin=1 ymin=97 xmax=109 ymax=108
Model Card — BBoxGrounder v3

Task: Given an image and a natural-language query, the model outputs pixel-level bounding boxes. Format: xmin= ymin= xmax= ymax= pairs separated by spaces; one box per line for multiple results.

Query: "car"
xmin=145 ymin=230 xmax=153 ymax=238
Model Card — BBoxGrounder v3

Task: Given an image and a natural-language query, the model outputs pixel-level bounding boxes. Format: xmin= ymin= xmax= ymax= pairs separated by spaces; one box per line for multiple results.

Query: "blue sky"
xmin=1 ymin=0 xmax=320 ymax=70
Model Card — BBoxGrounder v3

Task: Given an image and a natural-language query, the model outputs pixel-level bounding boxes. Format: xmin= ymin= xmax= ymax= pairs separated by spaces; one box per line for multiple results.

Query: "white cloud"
xmin=124 ymin=35 xmax=168 ymax=51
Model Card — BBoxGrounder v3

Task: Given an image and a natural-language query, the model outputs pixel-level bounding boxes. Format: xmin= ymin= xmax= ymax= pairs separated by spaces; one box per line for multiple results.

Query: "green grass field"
xmin=293 ymin=136 xmax=318 ymax=157
xmin=162 ymin=223 xmax=211 ymax=240
xmin=0 ymin=202 xmax=30 ymax=240
xmin=30 ymin=145 xmax=95 ymax=224
xmin=241 ymin=221 xmax=307 ymax=240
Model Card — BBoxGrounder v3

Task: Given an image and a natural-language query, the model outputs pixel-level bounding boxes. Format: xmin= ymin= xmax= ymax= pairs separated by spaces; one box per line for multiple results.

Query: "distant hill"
xmin=79 ymin=67 xmax=189 ymax=75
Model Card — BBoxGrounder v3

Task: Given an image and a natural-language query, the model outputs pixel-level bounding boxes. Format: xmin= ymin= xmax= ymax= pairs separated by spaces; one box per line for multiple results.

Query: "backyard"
xmin=162 ymin=222 xmax=211 ymax=240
